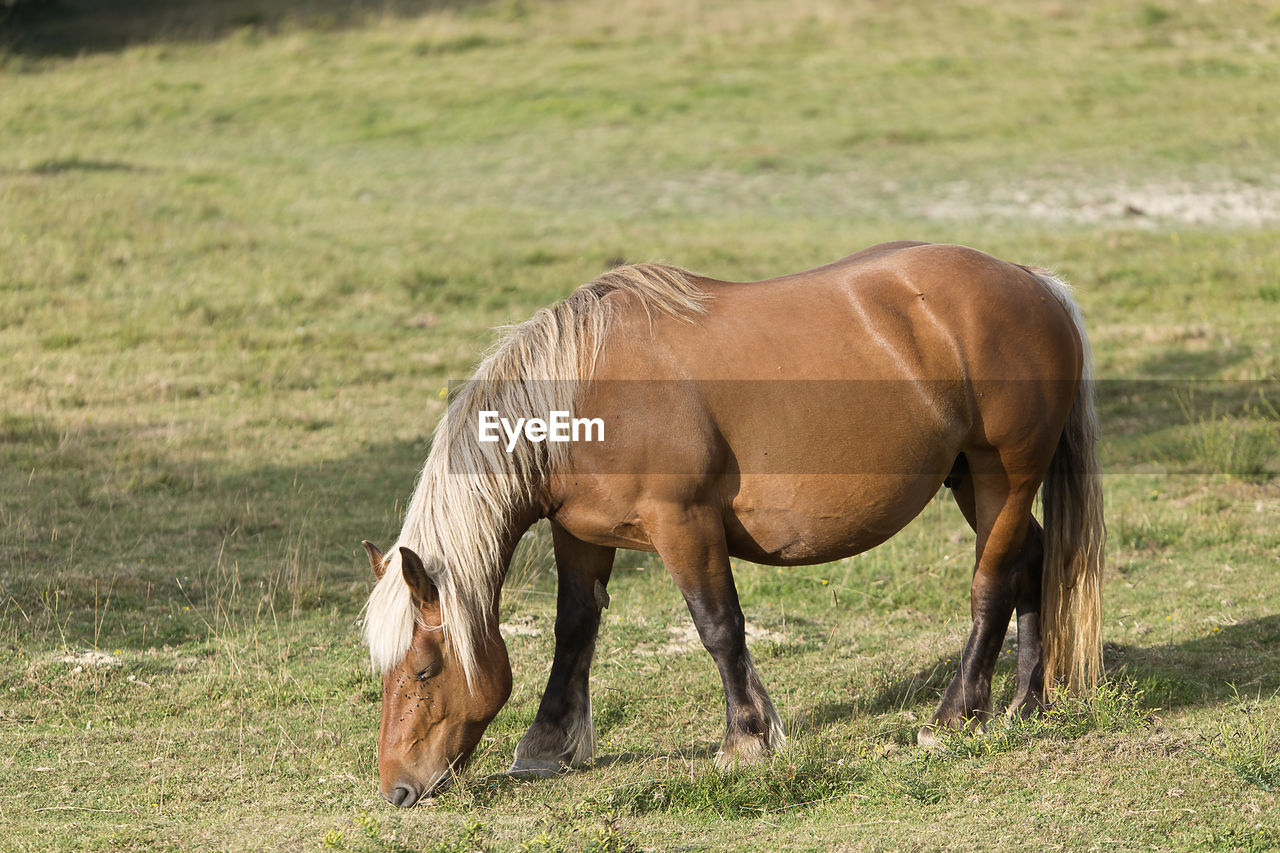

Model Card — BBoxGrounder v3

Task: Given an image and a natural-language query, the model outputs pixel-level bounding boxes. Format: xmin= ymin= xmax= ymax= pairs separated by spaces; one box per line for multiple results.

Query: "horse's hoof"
xmin=918 ymin=717 xmax=987 ymax=747
xmin=713 ymin=749 xmax=755 ymax=770
xmin=714 ymin=734 xmax=771 ymax=769
xmin=507 ymin=756 xmax=565 ymax=778
xmin=916 ymin=725 xmax=942 ymax=749
xmin=1006 ymin=694 xmax=1046 ymax=719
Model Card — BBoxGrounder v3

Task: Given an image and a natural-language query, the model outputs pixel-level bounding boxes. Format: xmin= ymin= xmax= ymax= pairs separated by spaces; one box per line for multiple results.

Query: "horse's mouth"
xmin=383 ymin=768 xmax=450 ymax=808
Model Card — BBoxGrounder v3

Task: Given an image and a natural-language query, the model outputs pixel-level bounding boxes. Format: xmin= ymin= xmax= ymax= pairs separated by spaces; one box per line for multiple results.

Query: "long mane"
xmin=363 ymin=264 xmax=708 ymax=688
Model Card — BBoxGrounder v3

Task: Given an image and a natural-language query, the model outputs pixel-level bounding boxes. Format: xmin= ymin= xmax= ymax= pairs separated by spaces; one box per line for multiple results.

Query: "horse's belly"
xmin=724 ymin=472 xmax=944 ymax=565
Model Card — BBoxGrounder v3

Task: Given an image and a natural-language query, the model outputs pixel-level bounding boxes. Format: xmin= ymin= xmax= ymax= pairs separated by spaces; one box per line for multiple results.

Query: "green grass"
xmin=1199 ymin=689 xmax=1280 ymax=792
xmin=3 ymin=0 xmax=1280 ymax=850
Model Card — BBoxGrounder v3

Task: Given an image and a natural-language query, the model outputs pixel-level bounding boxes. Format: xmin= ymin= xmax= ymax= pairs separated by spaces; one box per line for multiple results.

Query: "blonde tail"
xmin=1033 ymin=270 xmax=1106 ymax=695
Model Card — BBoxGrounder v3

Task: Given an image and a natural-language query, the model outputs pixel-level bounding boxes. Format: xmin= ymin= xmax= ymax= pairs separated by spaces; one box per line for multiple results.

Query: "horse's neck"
xmin=499 ymin=504 xmax=541 ymax=573
xmin=484 ymin=504 xmax=541 ymax=613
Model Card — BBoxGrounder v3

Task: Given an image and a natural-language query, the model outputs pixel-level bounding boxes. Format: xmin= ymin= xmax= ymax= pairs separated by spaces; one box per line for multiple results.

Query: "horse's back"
xmin=596 ymin=242 xmax=1081 ymax=384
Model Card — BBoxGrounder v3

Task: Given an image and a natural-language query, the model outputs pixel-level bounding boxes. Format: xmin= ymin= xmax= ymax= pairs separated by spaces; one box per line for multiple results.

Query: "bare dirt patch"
xmin=500 ymin=614 xmax=544 ymax=639
xmin=635 ymin=621 xmax=789 ymax=656
xmin=925 ymin=180 xmax=1280 ymax=227
xmin=57 ymin=650 xmax=121 ymax=670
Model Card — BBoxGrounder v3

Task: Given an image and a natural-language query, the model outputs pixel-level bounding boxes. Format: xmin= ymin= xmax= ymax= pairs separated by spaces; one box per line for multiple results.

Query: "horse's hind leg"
xmin=511 ymin=522 xmax=615 ymax=775
xmin=648 ymin=503 xmax=784 ymax=767
xmin=1008 ymin=519 xmax=1045 ymax=716
xmin=947 ymin=459 xmax=1048 ymax=721
xmin=921 ymin=453 xmax=1041 ymax=744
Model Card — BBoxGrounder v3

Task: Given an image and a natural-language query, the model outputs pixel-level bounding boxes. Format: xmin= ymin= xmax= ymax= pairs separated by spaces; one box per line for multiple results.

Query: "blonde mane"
xmin=363 ymin=264 xmax=708 ymax=688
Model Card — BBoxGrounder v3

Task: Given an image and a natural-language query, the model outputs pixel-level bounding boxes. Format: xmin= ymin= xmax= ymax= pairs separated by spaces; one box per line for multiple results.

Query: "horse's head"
xmin=362 ymin=541 xmax=512 ymax=807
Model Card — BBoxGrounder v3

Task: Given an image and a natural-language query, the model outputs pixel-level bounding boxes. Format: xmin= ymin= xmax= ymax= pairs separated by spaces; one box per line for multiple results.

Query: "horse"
xmin=360 ymin=241 xmax=1105 ymax=807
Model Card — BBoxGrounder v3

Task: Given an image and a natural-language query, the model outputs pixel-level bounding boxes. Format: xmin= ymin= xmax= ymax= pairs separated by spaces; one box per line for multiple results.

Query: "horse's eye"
xmin=416 ymin=662 xmax=439 ymax=682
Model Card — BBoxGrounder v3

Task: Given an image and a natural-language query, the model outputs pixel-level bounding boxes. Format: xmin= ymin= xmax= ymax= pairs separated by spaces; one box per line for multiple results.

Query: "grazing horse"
xmin=361 ymin=241 xmax=1104 ymax=807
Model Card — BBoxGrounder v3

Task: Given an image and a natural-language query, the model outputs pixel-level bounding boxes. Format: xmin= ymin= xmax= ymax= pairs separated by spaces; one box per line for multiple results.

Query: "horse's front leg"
xmin=510 ymin=522 xmax=614 ymax=775
xmin=649 ymin=503 xmax=785 ymax=767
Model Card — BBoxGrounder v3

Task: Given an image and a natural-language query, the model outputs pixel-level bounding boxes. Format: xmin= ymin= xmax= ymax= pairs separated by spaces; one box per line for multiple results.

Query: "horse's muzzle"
xmin=382 ymin=769 xmax=450 ymax=808
xmin=383 ymin=782 xmax=421 ymax=808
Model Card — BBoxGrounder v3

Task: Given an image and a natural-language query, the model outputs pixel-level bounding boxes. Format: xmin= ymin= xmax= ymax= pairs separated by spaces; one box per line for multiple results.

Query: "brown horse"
xmin=361 ymin=241 xmax=1104 ymax=807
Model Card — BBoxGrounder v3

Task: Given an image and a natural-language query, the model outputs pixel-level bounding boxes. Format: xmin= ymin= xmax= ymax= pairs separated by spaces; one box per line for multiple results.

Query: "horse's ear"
xmin=362 ymin=540 xmax=386 ymax=579
xmin=398 ymin=546 xmax=439 ymax=606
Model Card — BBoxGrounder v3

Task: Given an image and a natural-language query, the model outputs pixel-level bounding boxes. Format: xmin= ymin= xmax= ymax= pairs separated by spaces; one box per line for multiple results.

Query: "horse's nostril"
xmin=384 ymin=783 xmax=420 ymax=808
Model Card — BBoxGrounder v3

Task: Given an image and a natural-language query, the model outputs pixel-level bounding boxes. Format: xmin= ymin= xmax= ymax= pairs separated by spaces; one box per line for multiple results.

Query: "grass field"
xmin=3 ymin=0 xmax=1279 ymax=849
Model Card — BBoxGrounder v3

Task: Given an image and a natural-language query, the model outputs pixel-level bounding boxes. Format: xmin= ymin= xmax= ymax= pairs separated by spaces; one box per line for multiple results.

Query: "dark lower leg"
xmin=929 ymin=585 xmax=1016 ymax=733
xmin=1010 ymin=520 xmax=1046 ymax=716
xmin=947 ymin=468 xmax=1047 ymax=721
xmin=512 ymin=525 xmax=614 ymax=773
xmin=685 ymin=595 xmax=785 ymax=764
xmin=652 ymin=506 xmax=783 ymax=765
xmin=924 ymin=477 xmax=1036 ymax=740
